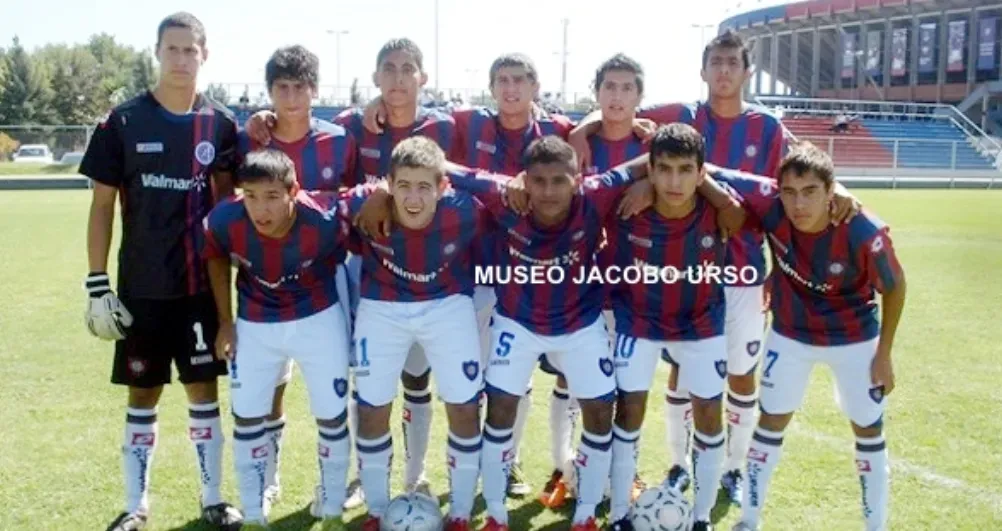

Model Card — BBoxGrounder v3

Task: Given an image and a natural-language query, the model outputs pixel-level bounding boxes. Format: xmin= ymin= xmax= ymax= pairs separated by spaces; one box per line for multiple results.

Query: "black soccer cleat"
xmin=608 ymin=516 xmax=634 ymax=531
xmin=106 ymin=512 xmax=147 ymax=531
xmin=663 ymin=464 xmax=692 ymax=494
xmin=201 ymin=502 xmax=242 ymax=530
xmin=720 ymin=469 xmax=744 ymax=506
xmin=692 ymin=520 xmax=712 ymax=531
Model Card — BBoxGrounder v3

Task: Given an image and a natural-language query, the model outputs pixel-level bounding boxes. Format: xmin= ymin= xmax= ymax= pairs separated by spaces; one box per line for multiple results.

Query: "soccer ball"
xmin=629 ymin=486 xmax=692 ymax=531
xmin=380 ymin=492 xmax=444 ymax=531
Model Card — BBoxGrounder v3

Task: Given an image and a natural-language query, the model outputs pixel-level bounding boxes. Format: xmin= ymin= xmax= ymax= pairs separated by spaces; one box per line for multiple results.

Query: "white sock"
xmin=189 ymin=402 xmax=224 ymax=507
xmin=725 ymin=391 xmax=757 ymax=472
xmin=446 ymin=431 xmax=482 ymax=521
xmin=123 ymin=407 xmax=158 ymax=514
xmin=692 ymin=430 xmax=726 ymax=523
xmin=357 ymin=432 xmax=393 ymax=517
xmin=740 ymin=427 xmax=786 ymax=527
xmin=856 ymin=434 xmax=889 ymax=531
xmin=317 ymin=422 xmax=351 ymax=517
xmin=610 ymin=425 xmax=640 ymax=522
xmin=233 ymin=424 xmax=270 ymax=522
xmin=347 ymin=392 xmax=359 ymax=478
xmin=481 ymin=423 xmax=514 ymax=524
xmin=572 ymin=429 xmax=613 ymax=524
xmin=510 ymin=388 xmax=532 ymax=463
xmin=549 ymin=387 xmax=576 ymax=470
xmin=665 ymin=387 xmax=693 ymax=470
xmin=402 ymin=388 xmax=432 ymax=486
xmin=263 ymin=416 xmax=285 ymax=492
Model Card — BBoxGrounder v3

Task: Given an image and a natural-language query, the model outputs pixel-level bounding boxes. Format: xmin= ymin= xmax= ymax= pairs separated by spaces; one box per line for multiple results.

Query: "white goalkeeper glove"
xmin=84 ymin=272 xmax=133 ymax=341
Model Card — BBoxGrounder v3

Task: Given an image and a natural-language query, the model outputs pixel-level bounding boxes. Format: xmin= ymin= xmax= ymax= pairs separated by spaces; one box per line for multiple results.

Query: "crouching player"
xmin=719 ymin=144 xmax=906 ymax=531
xmin=202 ymin=150 xmax=354 ymax=530
xmin=347 ymin=137 xmax=487 ymax=531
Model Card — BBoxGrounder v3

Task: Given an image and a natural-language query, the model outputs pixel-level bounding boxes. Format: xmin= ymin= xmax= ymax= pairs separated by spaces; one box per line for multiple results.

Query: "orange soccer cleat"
xmin=538 ymin=469 xmax=569 ymax=509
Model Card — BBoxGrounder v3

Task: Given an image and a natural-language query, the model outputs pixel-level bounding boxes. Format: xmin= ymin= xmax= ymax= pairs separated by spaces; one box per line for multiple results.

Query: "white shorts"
xmin=724 ymin=285 xmax=766 ymax=377
xmin=402 ymin=286 xmax=495 ymax=376
xmin=659 ymin=335 xmax=728 ymax=400
xmin=486 ymin=313 xmax=615 ymax=401
xmin=353 ymin=294 xmax=483 ymax=406
xmin=759 ymin=331 xmax=884 ymax=427
xmin=231 ymin=304 xmax=351 ymax=420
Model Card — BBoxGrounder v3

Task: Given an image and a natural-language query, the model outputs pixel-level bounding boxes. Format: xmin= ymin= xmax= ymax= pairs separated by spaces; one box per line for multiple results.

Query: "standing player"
xmin=570 ymin=29 xmax=788 ymax=502
xmin=236 ymin=44 xmax=357 ymax=510
xmin=81 ymin=12 xmax=242 ymax=531
xmin=716 ymin=145 xmax=905 ymax=531
xmin=202 ymin=150 xmax=354 ymax=530
xmin=345 ymin=137 xmax=487 ymax=531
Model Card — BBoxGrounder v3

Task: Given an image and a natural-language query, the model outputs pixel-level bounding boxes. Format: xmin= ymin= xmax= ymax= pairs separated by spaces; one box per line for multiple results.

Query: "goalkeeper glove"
xmin=84 ymin=272 xmax=133 ymax=341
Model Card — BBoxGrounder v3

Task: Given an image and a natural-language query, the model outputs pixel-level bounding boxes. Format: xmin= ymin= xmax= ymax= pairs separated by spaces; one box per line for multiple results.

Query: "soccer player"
xmin=603 ymin=123 xmax=730 ymax=531
xmin=570 ymin=29 xmax=788 ymax=502
xmin=345 ymin=137 xmax=487 ymax=531
xmin=717 ymin=144 xmax=905 ymax=531
xmin=235 ymin=44 xmax=358 ymax=509
xmin=81 ymin=12 xmax=242 ymax=531
xmin=202 ymin=149 xmax=354 ymax=530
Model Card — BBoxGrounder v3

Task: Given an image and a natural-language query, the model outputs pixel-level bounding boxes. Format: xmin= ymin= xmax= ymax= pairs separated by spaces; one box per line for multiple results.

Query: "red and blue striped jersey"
xmin=335 ymin=107 xmax=455 ymax=183
xmin=584 ymin=132 xmax=648 ymax=174
xmin=339 ymin=186 xmax=489 ymax=302
xmin=237 ymin=118 xmax=357 ymax=190
xmin=721 ymin=171 xmax=904 ymax=346
xmin=201 ymin=190 xmax=350 ymax=323
xmin=603 ymin=197 xmax=726 ymax=341
xmin=639 ymin=101 xmax=790 ymax=287
xmin=451 ymin=107 xmax=574 ymax=174
xmin=449 ymin=168 xmax=634 ymax=335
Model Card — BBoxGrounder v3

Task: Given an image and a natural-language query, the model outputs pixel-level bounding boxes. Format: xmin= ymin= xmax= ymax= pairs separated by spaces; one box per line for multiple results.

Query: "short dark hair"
xmin=156 ymin=12 xmax=206 ymax=50
xmin=593 ymin=53 xmax=645 ymax=95
xmin=389 ymin=137 xmax=446 ymax=182
xmin=649 ymin=123 xmax=705 ymax=168
xmin=265 ymin=45 xmax=320 ymax=91
xmin=524 ymin=136 xmax=577 ymax=171
xmin=778 ymin=142 xmax=836 ymax=188
xmin=702 ymin=29 xmax=750 ymax=70
xmin=489 ymin=53 xmax=538 ymax=86
xmin=376 ymin=38 xmax=424 ymax=71
xmin=236 ymin=149 xmax=297 ymax=190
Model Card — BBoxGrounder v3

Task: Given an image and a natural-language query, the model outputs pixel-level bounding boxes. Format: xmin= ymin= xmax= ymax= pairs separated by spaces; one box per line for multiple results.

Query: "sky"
xmin=0 ymin=0 xmax=780 ymax=105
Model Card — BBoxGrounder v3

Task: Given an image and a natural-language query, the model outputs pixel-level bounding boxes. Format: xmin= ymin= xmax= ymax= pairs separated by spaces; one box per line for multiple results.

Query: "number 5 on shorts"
xmin=496 ymin=332 xmax=514 ymax=357
xmin=763 ymin=350 xmax=779 ymax=378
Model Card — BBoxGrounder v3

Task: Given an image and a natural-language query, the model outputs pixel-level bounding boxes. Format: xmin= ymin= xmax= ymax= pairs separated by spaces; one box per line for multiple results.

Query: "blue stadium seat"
xmin=862 ymin=119 xmax=995 ymax=170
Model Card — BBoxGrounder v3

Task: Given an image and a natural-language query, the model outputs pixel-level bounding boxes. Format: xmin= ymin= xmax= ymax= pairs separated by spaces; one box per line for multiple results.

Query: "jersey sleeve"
xmin=78 ymin=111 xmax=125 ymax=187
xmin=201 ymin=207 xmax=230 ymax=260
xmin=860 ymin=227 xmax=903 ymax=295
xmin=446 ymin=169 xmax=508 ymax=218
xmin=551 ymin=113 xmax=575 ymax=139
xmin=763 ymin=121 xmax=792 ymax=178
xmin=235 ymin=131 xmax=256 ymax=163
xmin=341 ymin=130 xmax=359 ymax=188
xmin=449 ymin=108 xmax=474 ymax=163
xmin=582 ymin=168 xmax=634 ymax=220
xmin=712 ymin=170 xmax=778 ymax=226
xmin=337 ymin=183 xmax=379 ymax=220
xmin=637 ymin=102 xmax=692 ymax=126
xmin=214 ymin=113 xmax=240 ymax=175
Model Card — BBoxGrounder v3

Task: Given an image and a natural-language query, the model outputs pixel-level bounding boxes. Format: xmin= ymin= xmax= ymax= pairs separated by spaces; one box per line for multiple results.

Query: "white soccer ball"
xmin=629 ymin=486 xmax=692 ymax=531
xmin=380 ymin=492 xmax=444 ymax=531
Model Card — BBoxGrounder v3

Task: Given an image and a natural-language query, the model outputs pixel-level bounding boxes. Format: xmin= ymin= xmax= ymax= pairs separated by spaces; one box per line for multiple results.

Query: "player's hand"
xmin=871 ymin=348 xmax=895 ymax=396
xmin=632 ymin=118 xmax=658 ymax=142
xmin=246 ymin=110 xmax=277 ymax=145
xmin=215 ymin=321 xmax=237 ymax=361
xmin=716 ymin=199 xmax=746 ymax=243
xmin=830 ymin=192 xmax=861 ymax=225
xmin=568 ymin=130 xmax=593 ymax=172
xmin=363 ymin=96 xmax=387 ymax=134
xmin=355 ymin=188 xmax=393 ymax=238
xmin=617 ymin=180 xmax=654 ymax=219
xmin=83 ymin=272 xmax=133 ymax=341
xmin=502 ymin=172 xmax=530 ymax=215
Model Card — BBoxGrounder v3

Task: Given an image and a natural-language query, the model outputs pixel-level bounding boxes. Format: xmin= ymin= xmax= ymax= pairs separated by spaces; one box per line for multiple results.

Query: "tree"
xmin=129 ymin=50 xmax=157 ymax=97
xmin=87 ymin=34 xmax=138 ymax=109
xmin=38 ymin=44 xmax=103 ymax=125
xmin=0 ymin=36 xmax=56 ymax=125
xmin=205 ymin=83 xmax=229 ymax=104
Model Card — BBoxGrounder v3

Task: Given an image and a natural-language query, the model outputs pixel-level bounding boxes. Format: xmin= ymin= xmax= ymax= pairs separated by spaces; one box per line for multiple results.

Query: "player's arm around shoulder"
xmin=342 ymin=181 xmax=392 ymax=238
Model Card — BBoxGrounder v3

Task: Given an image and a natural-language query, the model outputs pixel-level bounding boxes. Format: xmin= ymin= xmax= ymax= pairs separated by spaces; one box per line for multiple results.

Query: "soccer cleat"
xmin=479 ymin=516 xmax=510 ymax=531
xmin=608 ymin=516 xmax=634 ymax=531
xmin=662 ymin=464 xmax=692 ymax=494
xmin=360 ymin=515 xmax=381 ymax=531
xmin=106 ymin=512 xmax=147 ymax=531
xmin=720 ymin=469 xmax=744 ymax=506
xmin=570 ymin=516 xmax=600 ymax=531
xmin=692 ymin=521 xmax=712 ymax=531
xmin=538 ymin=469 xmax=569 ymax=508
xmin=506 ymin=461 xmax=531 ymax=497
xmin=445 ymin=517 xmax=471 ymax=531
xmin=201 ymin=502 xmax=242 ymax=530
xmin=631 ymin=475 xmax=647 ymax=502
xmin=342 ymin=478 xmax=365 ymax=511
xmin=406 ymin=475 xmax=434 ymax=498
xmin=320 ymin=516 xmax=347 ymax=531
xmin=730 ymin=522 xmax=758 ymax=531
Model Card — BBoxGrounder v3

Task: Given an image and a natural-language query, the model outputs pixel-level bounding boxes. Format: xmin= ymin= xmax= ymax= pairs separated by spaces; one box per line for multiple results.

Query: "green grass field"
xmin=1 ymin=190 xmax=1000 ymax=530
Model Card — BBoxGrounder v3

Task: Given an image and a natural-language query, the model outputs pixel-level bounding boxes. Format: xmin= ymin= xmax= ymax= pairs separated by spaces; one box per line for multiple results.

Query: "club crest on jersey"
xmin=628 ymin=233 xmax=652 ymax=248
xmin=444 ymin=242 xmax=457 ymax=256
xmin=759 ymin=180 xmax=775 ymax=196
xmin=701 ymin=235 xmax=715 ymax=249
xmin=194 ymin=141 xmax=215 ymax=165
xmin=333 ymin=378 xmax=348 ymax=398
xmin=714 ymin=360 xmax=727 ymax=378
xmin=599 ymin=357 xmax=614 ymax=377
xmin=829 ymin=262 xmax=845 ymax=275
xmin=322 ymin=167 xmax=334 ymax=180
xmin=745 ymin=144 xmax=758 ymax=158
xmin=869 ymin=386 xmax=884 ymax=403
xmin=870 ymin=236 xmax=884 ymax=253
xmin=462 ymin=360 xmax=479 ymax=381
xmin=746 ymin=340 xmax=761 ymax=356
xmin=572 ymin=230 xmax=585 ymax=242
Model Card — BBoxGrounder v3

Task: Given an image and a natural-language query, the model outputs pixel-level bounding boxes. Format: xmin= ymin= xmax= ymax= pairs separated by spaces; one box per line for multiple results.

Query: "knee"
xmin=579 ymin=398 xmax=614 ymax=433
xmin=851 ymin=418 xmax=883 ymax=439
xmin=727 ymin=372 xmax=757 ymax=396
xmin=127 ymin=386 xmax=163 ymax=409
xmin=691 ymin=396 xmax=723 ymax=433
xmin=357 ymin=403 xmax=391 ymax=437
xmin=614 ymin=392 xmax=648 ymax=431
xmin=758 ymin=412 xmax=793 ymax=433
xmin=401 ymin=371 xmax=430 ymax=391
xmin=184 ymin=381 xmax=219 ymax=403
xmin=446 ymin=403 xmax=481 ymax=438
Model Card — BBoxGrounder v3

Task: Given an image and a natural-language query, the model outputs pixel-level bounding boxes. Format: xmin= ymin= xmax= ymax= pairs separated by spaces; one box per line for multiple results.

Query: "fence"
xmin=0 ymin=125 xmax=92 ymax=164
xmin=795 ymin=135 xmax=998 ymax=171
